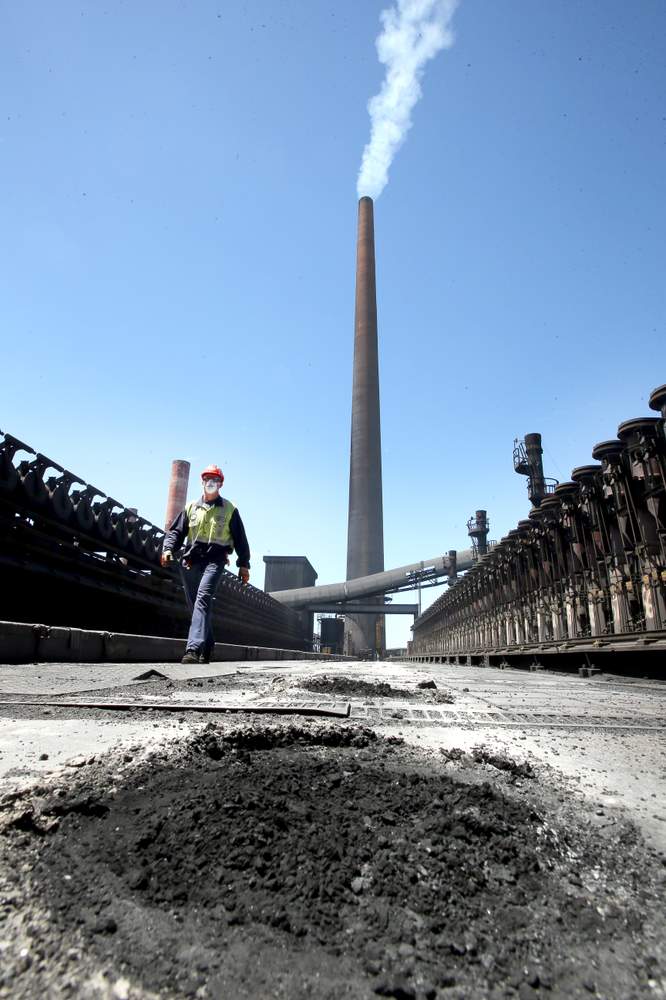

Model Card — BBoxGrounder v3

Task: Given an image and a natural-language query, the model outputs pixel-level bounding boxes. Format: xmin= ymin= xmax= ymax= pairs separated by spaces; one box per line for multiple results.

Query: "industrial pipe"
xmin=269 ymin=550 xmax=474 ymax=608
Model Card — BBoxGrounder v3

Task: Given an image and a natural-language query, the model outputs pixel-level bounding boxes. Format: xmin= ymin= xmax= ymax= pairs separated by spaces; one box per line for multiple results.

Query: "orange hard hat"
xmin=201 ymin=464 xmax=224 ymax=484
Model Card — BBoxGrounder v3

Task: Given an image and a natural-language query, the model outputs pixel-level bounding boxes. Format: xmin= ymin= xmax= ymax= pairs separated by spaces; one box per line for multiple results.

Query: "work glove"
xmin=161 ymin=550 xmax=174 ymax=567
xmin=238 ymin=567 xmax=250 ymax=585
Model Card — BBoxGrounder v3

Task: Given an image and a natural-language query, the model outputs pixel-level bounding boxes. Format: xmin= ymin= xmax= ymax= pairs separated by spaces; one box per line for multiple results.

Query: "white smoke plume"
xmin=357 ymin=0 xmax=459 ymax=200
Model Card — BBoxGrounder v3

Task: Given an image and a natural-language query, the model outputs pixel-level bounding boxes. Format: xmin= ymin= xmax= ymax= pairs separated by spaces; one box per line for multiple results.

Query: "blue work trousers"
xmin=181 ymin=560 xmax=225 ymax=656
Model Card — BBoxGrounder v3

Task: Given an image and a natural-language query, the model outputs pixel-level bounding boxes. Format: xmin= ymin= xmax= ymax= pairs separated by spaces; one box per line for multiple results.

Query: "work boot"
xmin=181 ymin=650 xmax=199 ymax=665
xmin=198 ymin=652 xmax=210 ymax=664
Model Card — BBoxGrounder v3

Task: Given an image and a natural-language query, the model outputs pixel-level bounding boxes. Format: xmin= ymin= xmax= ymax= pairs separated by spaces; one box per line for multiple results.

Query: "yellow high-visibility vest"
xmin=186 ymin=499 xmax=235 ymax=550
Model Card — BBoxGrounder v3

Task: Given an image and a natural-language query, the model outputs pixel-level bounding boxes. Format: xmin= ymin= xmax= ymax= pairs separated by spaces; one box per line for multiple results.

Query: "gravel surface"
xmin=1 ymin=722 xmax=664 ymax=999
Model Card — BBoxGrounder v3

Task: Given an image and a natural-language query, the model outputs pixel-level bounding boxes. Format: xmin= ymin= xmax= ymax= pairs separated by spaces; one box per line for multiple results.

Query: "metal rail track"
xmin=0 ymin=699 xmax=352 ymax=718
xmin=407 ymin=629 xmax=666 ymax=674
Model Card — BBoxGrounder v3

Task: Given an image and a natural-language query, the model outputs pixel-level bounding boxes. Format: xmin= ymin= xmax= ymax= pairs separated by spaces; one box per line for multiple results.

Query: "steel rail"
xmin=0 ymin=699 xmax=352 ymax=718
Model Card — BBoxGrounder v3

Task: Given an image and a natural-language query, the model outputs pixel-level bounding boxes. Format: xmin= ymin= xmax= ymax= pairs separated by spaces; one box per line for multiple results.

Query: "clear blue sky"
xmin=2 ymin=1 xmax=665 ymax=648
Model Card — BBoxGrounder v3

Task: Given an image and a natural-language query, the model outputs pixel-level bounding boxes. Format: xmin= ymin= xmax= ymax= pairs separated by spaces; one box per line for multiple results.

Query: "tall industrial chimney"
xmin=165 ymin=460 xmax=191 ymax=530
xmin=346 ymin=196 xmax=385 ymax=654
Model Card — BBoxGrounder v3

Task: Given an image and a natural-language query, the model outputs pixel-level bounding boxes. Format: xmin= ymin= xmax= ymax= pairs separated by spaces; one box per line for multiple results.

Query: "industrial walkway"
xmin=1 ymin=658 xmax=665 ymax=999
xmin=1 ymin=658 xmax=664 ymax=852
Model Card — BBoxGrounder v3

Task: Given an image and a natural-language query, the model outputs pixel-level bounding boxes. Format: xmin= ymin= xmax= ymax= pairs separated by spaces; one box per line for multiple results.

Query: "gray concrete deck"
xmin=0 ymin=659 xmax=664 ymax=852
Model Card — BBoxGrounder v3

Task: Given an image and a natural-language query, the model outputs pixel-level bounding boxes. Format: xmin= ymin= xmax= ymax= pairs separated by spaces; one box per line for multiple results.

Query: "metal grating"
xmin=347 ymin=704 xmax=666 ymax=731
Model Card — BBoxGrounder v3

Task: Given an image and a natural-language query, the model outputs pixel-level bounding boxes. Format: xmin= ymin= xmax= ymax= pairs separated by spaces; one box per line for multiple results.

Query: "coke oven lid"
xmin=648 ymin=384 xmax=666 ymax=413
xmin=554 ymin=481 xmax=579 ymax=496
xmin=591 ymin=439 xmax=623 ymax=461
xmin=617 ymin=416 xmax=661 ymax=441
xmin=571 ymin=464 xmax=602 ymax=483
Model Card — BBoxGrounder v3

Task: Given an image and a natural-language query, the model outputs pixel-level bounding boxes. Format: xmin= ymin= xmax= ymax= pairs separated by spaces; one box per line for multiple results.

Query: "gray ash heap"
xmin=2 ymin=725 xmax=664 ymax=999
xmin=298 ymin=676 xmax=413 ymax=698
xmin=296 ymin=676 xmax=455 ymax=703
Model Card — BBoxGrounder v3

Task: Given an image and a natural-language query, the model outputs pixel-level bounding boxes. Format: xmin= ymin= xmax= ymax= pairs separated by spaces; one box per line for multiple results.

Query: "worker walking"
xmin=161 ymin=464 xmax=250 ymax=664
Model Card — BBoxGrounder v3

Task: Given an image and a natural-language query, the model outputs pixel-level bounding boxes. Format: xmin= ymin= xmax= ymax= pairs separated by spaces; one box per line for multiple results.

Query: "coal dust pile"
xmin=296 ymin=675 xmax=454 ymax=704
xmin=298 ymin=675 xmax=416 ymax=699
xmin=1 ymin=725 xmax=664 ymax=999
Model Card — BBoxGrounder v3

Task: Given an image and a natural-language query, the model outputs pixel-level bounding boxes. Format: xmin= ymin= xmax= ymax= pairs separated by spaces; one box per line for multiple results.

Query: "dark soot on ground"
xmin=298 ymin=676 xmax=413 ymax=698
xmin=297 ymin=676 xmax=455 ymax=704
xmin=7 ymin=725 xmax=664 ymax=999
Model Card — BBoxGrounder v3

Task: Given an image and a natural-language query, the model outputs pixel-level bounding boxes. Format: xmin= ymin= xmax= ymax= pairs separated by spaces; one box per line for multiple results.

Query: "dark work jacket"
xmin=163 ymin=496 xmax=251 ymax=568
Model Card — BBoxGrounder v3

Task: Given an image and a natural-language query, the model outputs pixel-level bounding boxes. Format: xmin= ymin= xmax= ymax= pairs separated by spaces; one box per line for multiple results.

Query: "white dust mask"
xmin=203 ymin=480 xmax=220 ymax=496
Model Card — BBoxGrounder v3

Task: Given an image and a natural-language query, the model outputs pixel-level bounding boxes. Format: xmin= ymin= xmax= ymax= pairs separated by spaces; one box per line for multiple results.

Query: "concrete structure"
xmin=320 ymin=617 xmax=345 ymax=654
xmin=263 ymin=556 xmax=318 ymax=594
xmin=165 ymin=459 xmax=190 ymax=529
xmin=0 ymin=619 xmax=348 ymax=665
xmin=263 ymin=556 xmax=318 ymax=644
xmin=346 ymin=196 xmax=385 ymax=654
